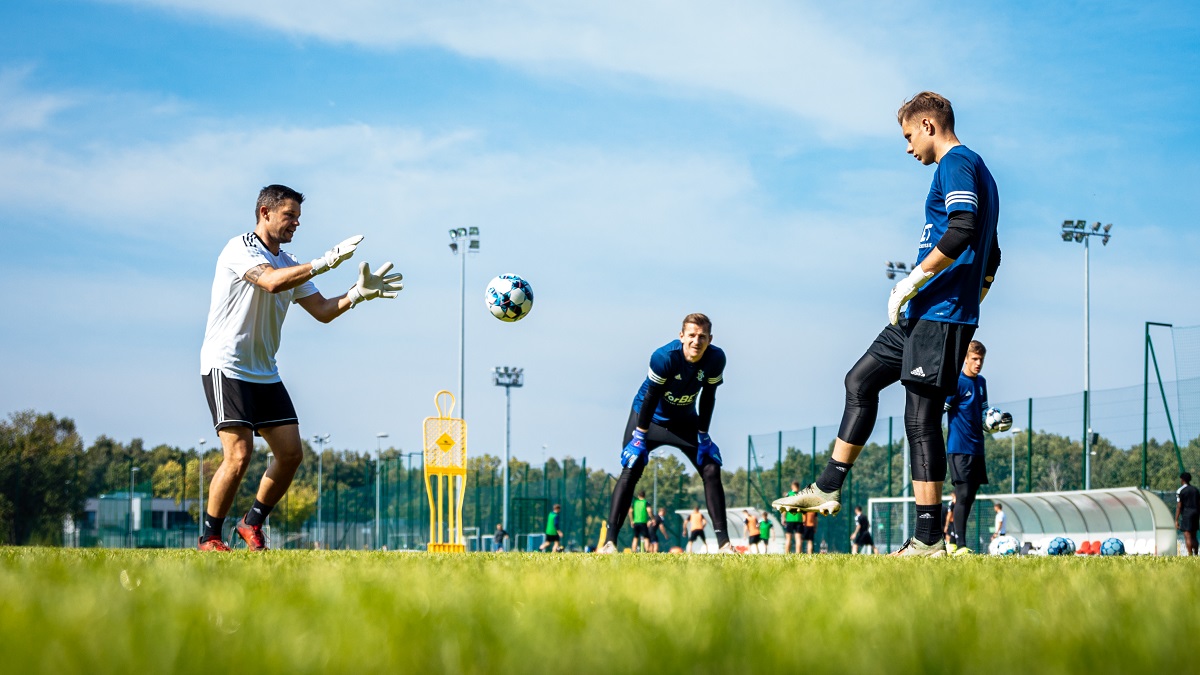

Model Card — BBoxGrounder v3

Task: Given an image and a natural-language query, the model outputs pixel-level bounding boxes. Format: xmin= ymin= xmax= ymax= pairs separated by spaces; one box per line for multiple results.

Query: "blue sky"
xmin=1 ymin=0 xmax=1198 ymax=472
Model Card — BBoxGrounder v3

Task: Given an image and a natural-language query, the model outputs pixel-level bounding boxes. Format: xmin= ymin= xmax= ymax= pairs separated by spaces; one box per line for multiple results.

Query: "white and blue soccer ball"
xmin=1100 ymin=538 xmax=1126 ymax=556
xmin=1045 ymin=537 xmax=1073 ymax=556
xmin=983 ymin=408 xmax=1013 ymax=434
xmin=989 ymin=535 xmax=1020 ymax=556
xmin=485 ymin=274 xmax=534 ymax=322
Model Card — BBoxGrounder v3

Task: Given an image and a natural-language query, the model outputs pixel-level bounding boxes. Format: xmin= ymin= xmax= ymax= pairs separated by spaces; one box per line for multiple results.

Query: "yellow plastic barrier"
xmin=422 ymin=390 xmax=467 ymax=553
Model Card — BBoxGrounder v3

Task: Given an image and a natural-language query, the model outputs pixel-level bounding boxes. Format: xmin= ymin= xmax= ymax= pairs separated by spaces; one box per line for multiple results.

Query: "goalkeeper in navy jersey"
xmin=598 ymin=313 xmax=734 ymax=554
xmin=944 ymin=340 xmax=1010 ymax=555
xmin=773 ymin=91 xmax=1002 ymax=557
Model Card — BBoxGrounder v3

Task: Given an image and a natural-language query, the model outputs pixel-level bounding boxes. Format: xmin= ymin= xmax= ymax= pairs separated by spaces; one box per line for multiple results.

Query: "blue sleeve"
xmin=647 ymin=349 xmax=672 ymax=385
xmin=706 ymin=349 xmax=726 ymax=387
xmin=941 ymin=152 xmax=980 ymax=215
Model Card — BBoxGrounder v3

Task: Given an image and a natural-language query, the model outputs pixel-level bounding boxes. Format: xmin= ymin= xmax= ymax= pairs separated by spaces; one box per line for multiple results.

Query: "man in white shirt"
xmin=198 ymin=184 xmax=402 ymax=551
xmin=991 ymin=502 xmax=1007 ymax=540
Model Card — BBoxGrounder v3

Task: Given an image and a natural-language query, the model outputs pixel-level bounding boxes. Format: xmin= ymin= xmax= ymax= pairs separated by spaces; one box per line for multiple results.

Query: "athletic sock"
xmin=815 ymin=460 xmax=853 ymax=493
xmin=914 ymin=505 xmax=942 ymax=545
xmin=202 ymin=513 xmax=225 ymax=540
xmin=243 ymin=499 xmax=273 ymax=527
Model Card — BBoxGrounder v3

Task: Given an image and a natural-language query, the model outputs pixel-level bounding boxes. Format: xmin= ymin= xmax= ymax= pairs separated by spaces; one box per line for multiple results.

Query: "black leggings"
xmin=606 ymin=413 xmax=729 ymax=546
xmin=837 ymin=353 xmax=949 ymax=483
xmin=952 ymin=483 xmax=979 ymax=546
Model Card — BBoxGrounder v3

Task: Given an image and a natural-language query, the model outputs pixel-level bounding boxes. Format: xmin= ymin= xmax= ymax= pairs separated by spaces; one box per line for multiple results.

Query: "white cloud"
xmin=102 ymin=0 xmax=913 ymax=136
xmin=0 ymin=66 xmax=76 ymax=132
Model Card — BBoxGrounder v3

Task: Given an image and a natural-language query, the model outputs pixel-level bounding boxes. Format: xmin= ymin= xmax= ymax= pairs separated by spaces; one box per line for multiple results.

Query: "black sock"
xmin=202 ymin=513 xmax=225 ymax=540
xmin=815 ymin=460 xmax=853 ymax=493
xmin=915 ymin=505 xmax=942 ymax=545
xmin=244 ymin=499 xmax=273 ymax=527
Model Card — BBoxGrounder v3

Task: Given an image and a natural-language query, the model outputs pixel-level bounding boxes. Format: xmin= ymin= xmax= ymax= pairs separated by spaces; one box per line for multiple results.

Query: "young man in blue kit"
xmin=944 ymin=340 xmax=1011 ymax=555
xmin=598 ymin=314 xmax=734 ymax=554
xmin=774 ymin=92 xmax=1002 ymax=557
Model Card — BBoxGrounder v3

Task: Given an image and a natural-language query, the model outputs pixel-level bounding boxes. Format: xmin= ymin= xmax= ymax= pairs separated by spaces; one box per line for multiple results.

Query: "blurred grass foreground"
xmin=2 ymin=547 xmax=1196 ymax=674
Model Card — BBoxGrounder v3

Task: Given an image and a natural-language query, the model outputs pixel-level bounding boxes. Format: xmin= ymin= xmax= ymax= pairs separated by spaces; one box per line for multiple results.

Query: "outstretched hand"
xmin=347 ymin=261 xmax=404 ymax=307
xmin=311 ymin=235 xmax=364 ymax=275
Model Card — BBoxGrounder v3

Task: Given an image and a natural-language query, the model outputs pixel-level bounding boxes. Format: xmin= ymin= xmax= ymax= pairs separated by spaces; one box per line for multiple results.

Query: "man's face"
xmin=962 ymin=352 xmax=984 ymax=377
xmin=901 ymin=117 xmax=938 ymax=166
xmin=679 ymin=323 xmax=712 ymax=363
xmin=260 ymin=199 xmax=302 ymax=243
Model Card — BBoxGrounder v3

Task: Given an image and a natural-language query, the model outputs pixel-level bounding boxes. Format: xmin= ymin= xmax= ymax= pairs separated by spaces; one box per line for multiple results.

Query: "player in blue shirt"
xmin=944 ymin=341 xmax=1010 ymax=555
xmin=598 ymin=313 xmax=734 ymax=554
xmin=774 ymin=92 xmax=1002 ymax=557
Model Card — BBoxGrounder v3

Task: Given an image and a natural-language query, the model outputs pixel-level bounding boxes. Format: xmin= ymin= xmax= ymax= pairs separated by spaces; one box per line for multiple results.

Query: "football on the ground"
xmin=989 ymin=535 xmax=1020 ymax=556
xmin=485 ymin=274 xmax=534 ymax=322
xmin=1099 ymin=538 xmax=1126 ymax=556
xmin=1046 ymin=537 xmax=1073 ymax=556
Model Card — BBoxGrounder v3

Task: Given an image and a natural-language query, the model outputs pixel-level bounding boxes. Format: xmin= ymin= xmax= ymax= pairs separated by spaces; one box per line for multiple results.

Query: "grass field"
xmin=2 ymin=548 xmax=1196 ymax=674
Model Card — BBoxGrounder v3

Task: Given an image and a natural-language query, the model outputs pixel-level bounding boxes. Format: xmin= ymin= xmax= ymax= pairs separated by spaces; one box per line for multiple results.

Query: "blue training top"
xmin=945 ymin=372 xmax=988 ymax=455
xmin=632 ymin=340 xmax=726 ymax=424
xmin=908 ymin=145 xmax=1000 ymax=326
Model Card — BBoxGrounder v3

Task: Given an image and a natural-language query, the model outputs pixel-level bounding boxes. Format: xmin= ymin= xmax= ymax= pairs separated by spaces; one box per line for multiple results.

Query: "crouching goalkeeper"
xmin=598 ymin=313 xmax=735 ymax=554
xmin=943 ymin=339 xmax=1011 ymax=555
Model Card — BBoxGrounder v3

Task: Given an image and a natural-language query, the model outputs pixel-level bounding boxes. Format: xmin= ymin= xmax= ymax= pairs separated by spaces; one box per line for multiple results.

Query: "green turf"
xmin=1 ymin=547 xmax=1196 ymax=674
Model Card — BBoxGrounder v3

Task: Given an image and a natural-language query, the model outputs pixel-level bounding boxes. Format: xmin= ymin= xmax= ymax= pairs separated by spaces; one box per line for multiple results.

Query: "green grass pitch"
xmin=2 ymin=547 xmax=1196 ymax=674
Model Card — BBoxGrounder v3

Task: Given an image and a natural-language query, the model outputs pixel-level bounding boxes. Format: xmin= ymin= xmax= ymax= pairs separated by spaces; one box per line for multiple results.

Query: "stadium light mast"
xmin=492 ymin=366 xmax=524 ymax=534
xmin=449 ymin=227 xmax=481 ymax=419
xmin=1060 ymin=219 xmax=1113 ymax=490
xmin=312 ymin=433 xmax=330 ymax=549
xmin=375 ymin=432 xmax=388 ymax=550
xmin=1009 ymin=428 xmax=1022 ymax=493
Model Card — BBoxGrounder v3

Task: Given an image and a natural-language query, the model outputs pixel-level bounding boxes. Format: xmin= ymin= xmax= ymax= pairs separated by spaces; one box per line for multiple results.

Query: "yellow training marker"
xmin=422 ymin=390 xmax=467 ymax=553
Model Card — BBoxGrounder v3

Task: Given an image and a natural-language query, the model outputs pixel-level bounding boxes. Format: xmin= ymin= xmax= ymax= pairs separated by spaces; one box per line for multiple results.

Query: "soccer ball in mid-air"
xmin=1045 ymin=537 xmax=1073 ymax=556
xmin=989 ymin=535 xmax=1020 ymax=556
xmin=1100 ymin=538 xmax=1126 ymax=556
xmin=983 ymin=407 xmax=1014 ymax=434
xmin=485 ymin=274 xmax=534 ymax=322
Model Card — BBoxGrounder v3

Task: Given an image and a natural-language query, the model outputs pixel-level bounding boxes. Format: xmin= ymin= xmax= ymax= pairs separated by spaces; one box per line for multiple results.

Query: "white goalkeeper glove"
xmin=347 ymin=261 xmax=404 ymax=307
xmin=310 ymin=235 xmax=364 ymax=275
xmin=888 ymin=266 xmax=935 ymax=326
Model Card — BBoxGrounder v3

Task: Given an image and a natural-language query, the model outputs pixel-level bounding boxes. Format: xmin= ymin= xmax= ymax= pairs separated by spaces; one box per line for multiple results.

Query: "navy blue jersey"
xmin=945 ymin=372 xmax=988 ymax=455
xmin=632 ymin=340 xmax=725 ymax=424
xmin=908 ymin=145 xmax=999 ymax=325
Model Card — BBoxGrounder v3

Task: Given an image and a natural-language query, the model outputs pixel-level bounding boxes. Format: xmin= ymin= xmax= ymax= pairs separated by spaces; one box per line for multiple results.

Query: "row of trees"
xmin=1 ymin=409 xmax=1194 ymax=546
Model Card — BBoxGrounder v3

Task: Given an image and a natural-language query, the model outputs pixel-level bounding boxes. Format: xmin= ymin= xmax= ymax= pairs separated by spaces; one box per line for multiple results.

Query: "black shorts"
xmin=689 ymin=529 xmax=706 ymax=542
xmin=866 ymin=319 xmax=976 ymax=393
xmin=784 ymin=521 xmax=803 ymax=534
xmin=622 ymin=412 xmax=708 ymax=470
xmin=748 ymin=534 xmax=761 ymax=545
xmin=633 ymin=523 xmax=651 ymax=538
xmin=1180 ymin=511 xmax=1199 ymax=533
xmin=545 ymin=534 xmax=560 ymax=543
xmin=854 ymin=531 xmax=874 ymax=546
xmin=948 ymin=453 xmax=990 ymax=486
xmin=202 ymin=370 xmax=298 ymax=433
xmin=648 ymin=530 xmax=660 ymax=544
xmin=801 ymin=525 xmax=815 ymax=541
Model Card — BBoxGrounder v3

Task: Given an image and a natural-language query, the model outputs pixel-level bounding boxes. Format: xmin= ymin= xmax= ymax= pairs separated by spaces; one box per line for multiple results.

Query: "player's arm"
xmin=296 ymin=290 xmax=353 ymax=324
xmin=244 ymin=263 xmax=320 ymax=294
xmin=980 ymin=231 xmax=1001 ymax=302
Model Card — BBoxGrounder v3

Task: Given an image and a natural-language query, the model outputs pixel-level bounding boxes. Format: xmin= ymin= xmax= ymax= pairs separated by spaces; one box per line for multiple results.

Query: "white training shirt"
xmin=200 ymin=233 xmax=318 ymax=383
xmin=994 ymin=509 xmax=1007 ymax=535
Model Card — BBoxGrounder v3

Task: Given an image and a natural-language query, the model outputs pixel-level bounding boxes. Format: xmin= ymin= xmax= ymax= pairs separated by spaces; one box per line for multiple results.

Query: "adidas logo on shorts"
xmin=918 ymin=513 xmax=934 ymax=519
xmin=910 ymin=367 xmax=926 ymax=377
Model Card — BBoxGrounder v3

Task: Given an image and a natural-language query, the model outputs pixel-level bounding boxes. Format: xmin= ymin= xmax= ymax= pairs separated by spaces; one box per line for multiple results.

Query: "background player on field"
xmin=851 ymin=506 xmax=874 ymax=554
xmin=943 ymin=340 xmax=1011 ymax=555
xmin=685 ymin=506 xmax=708 ymax=553
xmin=783 ymin=482 xmax=804 ymax=554
xmin=539 ymin=504 xmax=564 ymax=552
xmin=198 ymin=184 xmax=402 ymax=551
xmin=744 ymin=510 xmax=761 ymax=553
xmin=758 ymin=511 xmax=773 ymax=554
xmin=773 ymin=92 xmax=1001 ymax=557
xmin=1176 ymin=473 xmax=1199 ymax=556
xmin=630 ymin=491 xmax=652 ymax=552
xmin=599 ymin=314 xmax=734 ymax=554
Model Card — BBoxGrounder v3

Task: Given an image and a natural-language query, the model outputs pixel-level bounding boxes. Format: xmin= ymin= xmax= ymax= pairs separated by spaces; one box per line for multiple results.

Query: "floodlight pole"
xmin=129 ymin=464 xmax=139 ymax=548
xmin=493 ymin=367 xmax=524 ymax=534
xmin=1060 ymin=220 xmax=1112 ymax=490
xmin=449 ymin=228 xmax=481 ymax=419
xmin=312 ymin=433 xmax=329 ymax=549
xmin=376 ymin=433 xmax=388 ymax=550
xmin=197 ymin=438 xmax=206 ymax=542
xmin=1010 ymin=428 xmax=1022 ymax=493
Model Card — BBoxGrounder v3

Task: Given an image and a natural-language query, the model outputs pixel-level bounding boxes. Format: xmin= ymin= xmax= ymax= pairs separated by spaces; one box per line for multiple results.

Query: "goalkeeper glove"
xmin=888 ymin=266 xmax=935 ymax=326
xmin=697 ymin=432 xmax=722 ymax=467
xmin=310 ymin=235 xmax=364 ymax=275
xmin=620 ymin=429 xmax=648 ymax=469
xmin=347 ymin=261 xmax=404 ymax=307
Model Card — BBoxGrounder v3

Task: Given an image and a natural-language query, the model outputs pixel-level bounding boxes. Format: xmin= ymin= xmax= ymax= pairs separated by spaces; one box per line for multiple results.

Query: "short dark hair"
xmin=256 ymin=184 xmax=304 ymax=221
xmin=682 ymin=313 xmax=712 ymax=334
xmin=1183 ymin=472 xmax=1193 ymax=483
xmin=897 ymin=91 xmax=955 ymax=133
xmin=553 ymin=503 xmax=561 ymax=511
xmin=968 ymin=340 xmax=987 ymax=357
